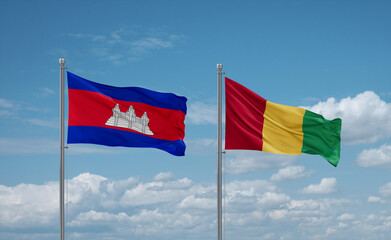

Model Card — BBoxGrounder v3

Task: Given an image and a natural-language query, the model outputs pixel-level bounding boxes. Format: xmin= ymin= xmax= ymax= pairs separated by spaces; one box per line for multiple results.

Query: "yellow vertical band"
xmin=262 ymin=101 xmax=306 ymax=155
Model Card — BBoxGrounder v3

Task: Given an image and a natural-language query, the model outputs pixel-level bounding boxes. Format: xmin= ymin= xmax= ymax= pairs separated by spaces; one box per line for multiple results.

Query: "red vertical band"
xmin=225 ymin=77 xmax=267 ymax=150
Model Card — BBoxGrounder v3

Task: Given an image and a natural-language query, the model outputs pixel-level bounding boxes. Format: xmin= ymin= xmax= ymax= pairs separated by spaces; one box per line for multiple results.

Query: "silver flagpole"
xmin=59 ymin=58 xmax=65 ymax=240
xmin=217 ymin=63 xmax=223 ymax=240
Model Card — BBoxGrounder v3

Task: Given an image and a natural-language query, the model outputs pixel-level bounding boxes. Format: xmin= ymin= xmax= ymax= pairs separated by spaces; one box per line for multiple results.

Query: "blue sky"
xmin=1 ymin=0 xmax=391 ymax=239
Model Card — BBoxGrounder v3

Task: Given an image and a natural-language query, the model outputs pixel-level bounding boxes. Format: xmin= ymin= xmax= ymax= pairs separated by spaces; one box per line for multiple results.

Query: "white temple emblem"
xmin=105 ymin=104 xmax=154 ymax=135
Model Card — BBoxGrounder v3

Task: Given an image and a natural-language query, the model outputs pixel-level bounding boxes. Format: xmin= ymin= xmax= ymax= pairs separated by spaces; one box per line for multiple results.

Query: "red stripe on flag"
xmin=68 ymin=89 xmax=185 ymax=141
xmin=225 ymin=77 xmax=266 ymax=150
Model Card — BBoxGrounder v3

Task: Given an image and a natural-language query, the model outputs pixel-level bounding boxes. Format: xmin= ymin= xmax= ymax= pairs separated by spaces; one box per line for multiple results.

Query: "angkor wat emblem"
xmin=105 ymin=104 xmax=153 ymax=135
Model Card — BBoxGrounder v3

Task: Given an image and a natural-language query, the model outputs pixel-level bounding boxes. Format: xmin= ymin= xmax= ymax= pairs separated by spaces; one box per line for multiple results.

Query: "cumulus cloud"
xmin=0 ymin=181 xmax=58 ymax=228
xmin=1 ymin=173 xmax=275 ymax=234
xmin=70 ymin=210 xmax=128 ymax=227
xmin=69 ymin=208 xmax=209 ymax=237
xmin=153 ymin=171 xmax=175 ymax=181
xmin=119 ymin=177 xmax=193 ymax=207
xmin=66 ymin=173 xmax=109 ymax=205
xmin=257 ymin=192 xmax=291 ymax=209
xmin=300 ymin=178 xmax=338 ymax=194
xmin=226 ymin=179 xmax=277 ymax=195
xmin=223 ymin=180 xmax=281 ymax=213
xmin=304 ymin=91 xmax=391 ymax=145
xmin=2 ymin=172 xmax=391 ymax=240
xmin=0 ymin=172 xmax=215 ymax=239
xmin=357 ymin=144 xmax=391 ymax=169
xmin=270 ymin=165 xmax=313 ymax=181
xmin=285 ymin=198 xmax=351 ymax=220
xmin=225 ymin=151 xmax=296 ymax=174
xmin=179 ymin=195 xmax=215 ymax=210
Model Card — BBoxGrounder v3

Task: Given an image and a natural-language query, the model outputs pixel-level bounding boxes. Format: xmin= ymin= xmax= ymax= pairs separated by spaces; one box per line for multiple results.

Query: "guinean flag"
xmin=225 ymin=77 xmax=342 ymax=167
xmin=67 ymin=72 xmax=187 ymax=156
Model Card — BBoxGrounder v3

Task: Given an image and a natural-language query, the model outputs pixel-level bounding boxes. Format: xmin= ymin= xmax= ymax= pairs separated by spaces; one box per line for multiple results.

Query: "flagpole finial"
xmin=217 ymin=63 xmax=223 ymax=71
xmin=59 ymin=58 xmax=65 ymax=65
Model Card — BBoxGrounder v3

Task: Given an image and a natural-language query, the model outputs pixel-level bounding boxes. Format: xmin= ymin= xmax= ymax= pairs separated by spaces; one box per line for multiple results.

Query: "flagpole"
xmin=59 ymin=58 xmax=65 ymax=240
xmin=217 ymin=63 xmax=223 ymax=240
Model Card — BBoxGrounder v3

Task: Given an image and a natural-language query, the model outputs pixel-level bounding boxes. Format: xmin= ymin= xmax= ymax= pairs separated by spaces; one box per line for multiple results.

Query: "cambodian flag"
xmin=67 ymin=72 xmax=187 ymax=156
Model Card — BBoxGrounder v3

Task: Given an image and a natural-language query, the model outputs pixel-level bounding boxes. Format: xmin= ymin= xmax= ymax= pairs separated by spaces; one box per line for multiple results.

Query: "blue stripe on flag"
xmin=67 ymin=126 xmax=186 ymax=156
xmin=67 ymin=72 xmax=187 ymax=114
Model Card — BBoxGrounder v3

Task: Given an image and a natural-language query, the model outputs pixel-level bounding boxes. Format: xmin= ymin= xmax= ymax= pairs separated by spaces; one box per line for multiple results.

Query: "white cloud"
xmin=69 ymin=210 xmax=130 ymax=227
xmin=0 ymin=109 xmax=15 ymax=117
xmin=268 ymin=209 xmax=288 ymax=220
xmin=226 ymin=179 xmax=277 ymax=195
xmin=68 ymin=28 xmax=186 ymax=64
xmin=357 ymin=144 xmax=391 ymax=169
xmin=42 ymin=87 xmax=54 ymax=95
xmin=119 ymin=177 xmax=195 ymax=207
xmin=33 ymin=87 xmax=55 ymax=97
xmin=379 ymin=182 xmax=391 ymax=198
xmin=186 ymin=102 xmax=217 ymax=125
xmin=0 ymin=98 xmax=18 ymax=117
xmin=179 ymin=195 xmax=215 ymax=209
xmin=300 ymin=178 xmax=338 ymax=194
xmin=66 ymin=172 xmax=108 ymax=204
xmin=0 ymin=98 xmax=16 ymax=108
xmin=131 ymin=37 xmax=173 ymax=53
xmin=368 ymin=196 xmax=387 ymax=204
xmin=0 ymin=98 xmax=57 ymax=129
xmin=286 ymin=198 xmax=351 ymax=217
xmin=337 ymin=213 xmax=355 ymax=221
xmin=223 ymin=179 xmax=279 ymax=212
xmin=0 ymin=181 xmax=58 ymax=228
xmin=225 ymin=151 xmax=296 ymax=174
xmin=304 ymin=91 xmax=391 ymax=145
xmin=24 ymin=118 xmax=58 ymax=128
xmin=61 ymin=173 xmax=215 ymax=237
xmin=126 ymin=208 xmax=211 ymax=236
xmin=270 ymin=165 xmax=313 ymax=181
xmin=257 ymin=192 xmax=291 ymax=209
xmin=2 ymin=172 xmax=391 ymax=240
xmin=153 ymin=171 xmax=175 ymax=181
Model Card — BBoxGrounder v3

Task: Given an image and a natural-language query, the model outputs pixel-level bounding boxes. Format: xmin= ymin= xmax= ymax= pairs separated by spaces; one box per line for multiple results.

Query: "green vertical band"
xmin=301 ymin=110 xmax=342 ymax=167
